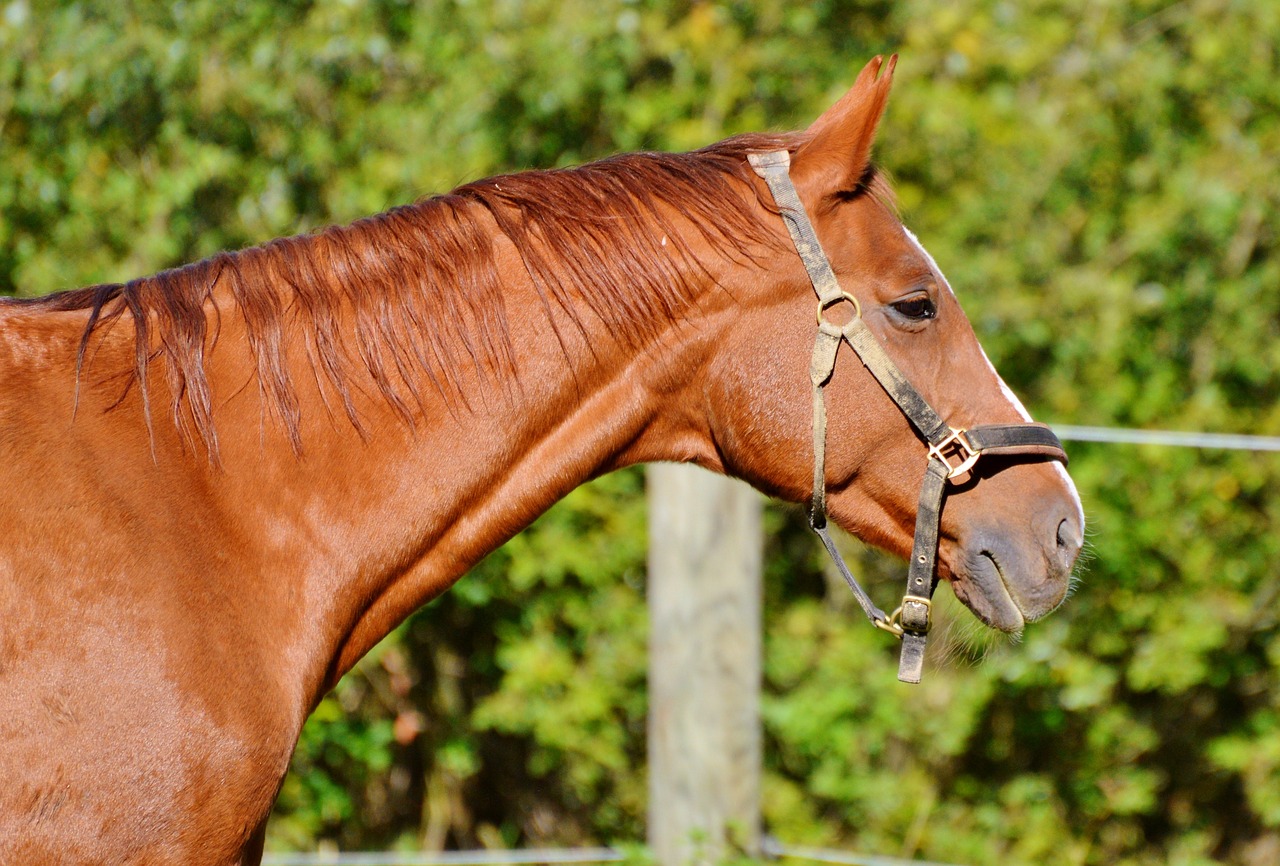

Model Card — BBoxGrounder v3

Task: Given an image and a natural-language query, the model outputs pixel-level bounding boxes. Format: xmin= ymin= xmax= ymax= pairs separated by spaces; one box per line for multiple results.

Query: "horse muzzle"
xmin=947 ymin=500 xmax=1084 ymax=632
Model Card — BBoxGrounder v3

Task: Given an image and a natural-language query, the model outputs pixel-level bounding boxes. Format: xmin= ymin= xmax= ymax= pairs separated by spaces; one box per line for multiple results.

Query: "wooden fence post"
xmin=646 ymin=464 xmax=762 ymax=866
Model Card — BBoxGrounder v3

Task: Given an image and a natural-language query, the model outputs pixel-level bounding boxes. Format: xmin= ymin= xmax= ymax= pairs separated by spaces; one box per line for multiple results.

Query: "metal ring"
xmin=874 ymin=609 xmax=905 ymax=638
xmin=816 ymin=292 xmax=861 ymax=325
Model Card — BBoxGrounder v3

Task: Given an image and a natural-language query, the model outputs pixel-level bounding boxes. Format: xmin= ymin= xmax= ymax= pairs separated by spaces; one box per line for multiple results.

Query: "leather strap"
xmin=748 ymin=149 xmax=1068 ymax=684
xmin=749 ymin=151 xmax=952 ymax=447
xmin=965 ymin=423 xmax=1068 ymax=462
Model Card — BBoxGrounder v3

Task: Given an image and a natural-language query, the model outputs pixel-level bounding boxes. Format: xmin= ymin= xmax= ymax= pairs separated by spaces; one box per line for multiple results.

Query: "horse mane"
xmin=5 ymin=130 xmax=891 ymax=459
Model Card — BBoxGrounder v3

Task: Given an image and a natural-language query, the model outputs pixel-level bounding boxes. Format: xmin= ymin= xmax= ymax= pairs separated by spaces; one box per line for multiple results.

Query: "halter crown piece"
xmin=748 ymin=150 xmax=1068 ymax=684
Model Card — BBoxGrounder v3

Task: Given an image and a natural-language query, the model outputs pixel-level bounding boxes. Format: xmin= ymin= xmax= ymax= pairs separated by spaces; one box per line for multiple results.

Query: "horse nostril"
xmin=1055 ymin=515 xmax=1083 ymax=561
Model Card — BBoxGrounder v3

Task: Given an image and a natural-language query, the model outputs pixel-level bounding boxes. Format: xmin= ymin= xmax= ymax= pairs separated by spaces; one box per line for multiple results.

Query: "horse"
xmin=0 ymin=56 xmax=1082 ymax=864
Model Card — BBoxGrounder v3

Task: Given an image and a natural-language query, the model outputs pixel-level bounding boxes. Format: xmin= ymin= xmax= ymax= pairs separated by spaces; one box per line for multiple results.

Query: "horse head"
xmin=702 ymin=56 xmax=1084 ymax=637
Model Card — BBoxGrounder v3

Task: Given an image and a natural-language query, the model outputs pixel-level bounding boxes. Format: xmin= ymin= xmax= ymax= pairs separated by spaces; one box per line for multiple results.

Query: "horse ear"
xmin=791 ymin=54 xmax=897 ymax=199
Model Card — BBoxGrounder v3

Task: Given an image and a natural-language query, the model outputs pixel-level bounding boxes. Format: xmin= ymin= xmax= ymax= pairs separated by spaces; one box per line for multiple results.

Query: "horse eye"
xmin=891 ymin=296 xmax=937 ymax=320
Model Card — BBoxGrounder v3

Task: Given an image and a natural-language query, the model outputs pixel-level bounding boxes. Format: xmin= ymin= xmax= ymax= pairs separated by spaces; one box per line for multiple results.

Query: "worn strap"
xmin=808 ymin=322 xmax=842 ymax=526
xmin=748 ymin=150 xmax=844 ymax=306
xmin=842 ymin=317 xmax=951 ymax=445
xmin=965 ymin=423 xmax=1067 ymax=463
xmin=749 ymin=150 xmax=951 ymax=446
xmin=809 ymin=321 xmax=903 ymax=635
xmin=750 ymin=149 xmax=919 ymax=644
xmin=897 ymin=457 xmax=949 ymax=683
xmin=815 ymin=523 xmax=893 ymax=626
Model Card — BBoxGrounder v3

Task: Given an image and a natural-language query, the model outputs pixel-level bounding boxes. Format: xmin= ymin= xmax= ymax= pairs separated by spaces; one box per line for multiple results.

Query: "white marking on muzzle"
xmin=901 ymin=224 xmax=1085 ymax=527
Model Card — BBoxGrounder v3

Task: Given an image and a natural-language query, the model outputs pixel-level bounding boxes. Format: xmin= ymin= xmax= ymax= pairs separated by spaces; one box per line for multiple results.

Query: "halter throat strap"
xmin=747 ymin=149 xmax=1067 ymax=684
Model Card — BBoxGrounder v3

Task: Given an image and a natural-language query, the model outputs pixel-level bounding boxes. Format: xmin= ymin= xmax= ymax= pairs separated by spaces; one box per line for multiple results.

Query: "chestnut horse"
xmin=0 ymin=57 xmax=1081 ymax=863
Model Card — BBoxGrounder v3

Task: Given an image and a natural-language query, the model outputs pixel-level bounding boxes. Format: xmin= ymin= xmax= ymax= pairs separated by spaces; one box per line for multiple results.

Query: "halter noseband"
xmin=748 ymin=150 xmax=1068 ymax=684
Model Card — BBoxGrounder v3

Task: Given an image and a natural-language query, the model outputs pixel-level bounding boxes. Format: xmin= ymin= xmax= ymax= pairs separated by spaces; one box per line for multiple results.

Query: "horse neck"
xmin=176 ymin=202 xmax=735 ymax=702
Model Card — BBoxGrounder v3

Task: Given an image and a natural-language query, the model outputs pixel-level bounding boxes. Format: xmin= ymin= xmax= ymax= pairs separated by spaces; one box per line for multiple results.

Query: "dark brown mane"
xmin=4 ymin=131 xmax=869 ymax=458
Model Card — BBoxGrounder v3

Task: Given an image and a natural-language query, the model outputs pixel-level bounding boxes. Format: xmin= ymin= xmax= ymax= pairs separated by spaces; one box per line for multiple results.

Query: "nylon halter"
xmin=748 ymin=150 xmax=1068 ymax=684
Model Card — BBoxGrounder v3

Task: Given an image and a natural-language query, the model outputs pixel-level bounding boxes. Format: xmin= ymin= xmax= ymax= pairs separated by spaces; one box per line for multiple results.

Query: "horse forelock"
xmin=6 ymin=130 xmax=863 ymax=459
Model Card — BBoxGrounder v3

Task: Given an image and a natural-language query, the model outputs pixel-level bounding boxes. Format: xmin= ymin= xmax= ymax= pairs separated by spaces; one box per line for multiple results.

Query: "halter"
xmin=748 ymin=150 xmax=1068 ymax=684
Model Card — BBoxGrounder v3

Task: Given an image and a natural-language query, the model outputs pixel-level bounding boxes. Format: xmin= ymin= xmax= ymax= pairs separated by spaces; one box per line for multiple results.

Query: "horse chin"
xmin=947 ymin=549 xmax=1027 ymax=634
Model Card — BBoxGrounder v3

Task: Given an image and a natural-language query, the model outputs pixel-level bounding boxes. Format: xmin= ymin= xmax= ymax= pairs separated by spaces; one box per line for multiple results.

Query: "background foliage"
xmin=3 ymin=1 xmax=1279 ymax=863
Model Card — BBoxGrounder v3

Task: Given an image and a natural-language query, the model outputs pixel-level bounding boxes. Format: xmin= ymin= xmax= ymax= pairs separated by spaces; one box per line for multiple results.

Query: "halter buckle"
xmin=877 ymin=595 xmax=933 ymax=638
xmin=897 ymin=595 xmax=932 ymax=633
xmin=929 ymin=428 xmax=980 ymax=481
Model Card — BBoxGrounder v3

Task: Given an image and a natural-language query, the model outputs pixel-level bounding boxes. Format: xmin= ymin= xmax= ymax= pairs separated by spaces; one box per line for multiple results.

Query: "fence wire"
xmin=765 ymin=839 xmax=960 ymax=866
xmin=262 ymin=849 xmax=623 ymax=866
xmin=1052 ymin=424 xmax=1280 ymax=452
xmin=261 ymin=841 xmax=960 ymax=866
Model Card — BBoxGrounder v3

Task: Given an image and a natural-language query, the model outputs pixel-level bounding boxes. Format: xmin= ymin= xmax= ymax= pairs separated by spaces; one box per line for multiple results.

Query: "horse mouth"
xmin=952 ymin=549 xmax=1026 ymax=633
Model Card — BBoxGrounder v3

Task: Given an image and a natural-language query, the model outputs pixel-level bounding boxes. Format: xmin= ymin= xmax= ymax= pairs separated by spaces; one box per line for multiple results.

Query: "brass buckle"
xmin=876 ymin=595 xmax=933 ymax=637
xmin=816 ymin=291 xmax=861 ymax=325
xmin=929 ymin=428 xmax=980 ymax=481
xmin=897 ymin=595 xmax=932 ymax=633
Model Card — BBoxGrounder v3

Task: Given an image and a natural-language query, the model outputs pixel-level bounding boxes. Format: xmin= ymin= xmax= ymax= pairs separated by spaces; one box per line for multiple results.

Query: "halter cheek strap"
xmin=748 ymin=150 xmax=1068 ymax=684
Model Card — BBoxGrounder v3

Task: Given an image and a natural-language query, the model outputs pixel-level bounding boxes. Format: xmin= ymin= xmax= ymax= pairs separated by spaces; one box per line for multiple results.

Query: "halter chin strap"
xmin=748 ymin=150 xmax=1068 ymax=684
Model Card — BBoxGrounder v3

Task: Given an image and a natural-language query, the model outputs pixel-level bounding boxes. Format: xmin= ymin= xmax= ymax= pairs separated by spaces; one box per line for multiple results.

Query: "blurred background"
xmin=2 ymin=1 xmax=1278 ymax=863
